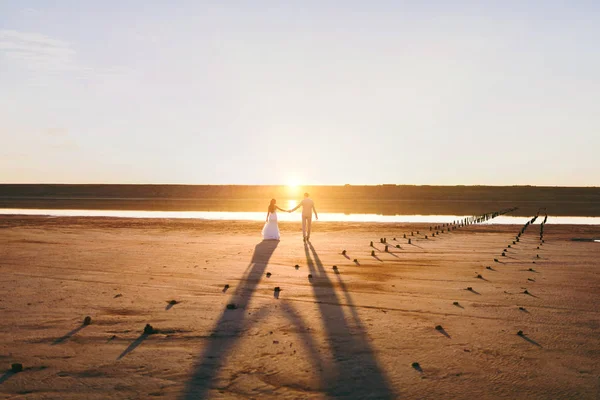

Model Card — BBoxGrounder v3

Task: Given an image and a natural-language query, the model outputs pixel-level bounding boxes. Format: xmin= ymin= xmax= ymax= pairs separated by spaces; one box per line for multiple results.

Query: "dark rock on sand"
xmin=144 ymin=324 xmax=158 ymax=334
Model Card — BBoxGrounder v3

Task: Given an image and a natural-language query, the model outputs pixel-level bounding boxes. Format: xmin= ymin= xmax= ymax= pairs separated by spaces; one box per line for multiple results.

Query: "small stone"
xmin=83 ymin=316 xmax=92 ymax=325
xmin=353 ymin=259 xmax=358 ymax=263
xmin=396 ymin=244 xmax=400 ymax=248
xmin=494 ymin=258 xmax=499 ymax=262
xmin=519 ymin=307 xmax=525 ymax=311
xmin=508 ymin=245 xmax=511 ymax=248
xmin=143 ymin=324 xmax=157 ymax=334
xmin=523 ymin=289 xmax=529 ymax=294
xmin=266 ymin=272 xmax=272 ymax=277
xmin=453 ymin=301 xmax=459 ymax=306
xmin=332 ymin=266 xmax=338 ymax=270
xmin=411 ymin=362 xmax=420 ymax=369
xmin=294 ymin=264 xmax=300 ymax=269
xmin=342 ymin=250 xmax=346 ymax=255
xmin=466 ymin=287 xmax=473 ymax=291
xmin=371 ymin=250 xmax=375 ymax=256
xmin=408 ymin=239 xmax=411 ymax=244
xmin=486 ymin=266 xmax=492 ymax=270
xmin=168 ymin=300 xmax=178 ymax=305
xmin=517 ymin=330 xmax=524 ymax=336
xmin=384 ymin=245 xmax=389 ymax=252
xmin=435 ymin=325 xmax=443 ymax=331
xmin=477 ymin=274 xmax=483 ymax=279
xmin=502 ymin=252 xmax=505 ymax=256
xmin=274 ymin=286 xmax=281 ymax=292
xmin=308 ymin=274 xmax=313 ymax=279
xmin=528 ymin=268 xmax=534 ymax=271
xmin=226 ymin=303 xmax=237 ymax=310
xmin=11 ymin=363 xmax=23 ymax=373
xmin=370 ymin=241 xmax=373 ymax=246
xmin=425 ymin=235 xmax=428 ymax=239
xmin=224 ymin=284 xmax=230 ymax=289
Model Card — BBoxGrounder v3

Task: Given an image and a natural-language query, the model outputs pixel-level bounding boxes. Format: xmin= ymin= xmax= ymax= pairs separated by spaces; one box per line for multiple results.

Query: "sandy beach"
xmin=1 ymin=216 xmax=599 ymax=399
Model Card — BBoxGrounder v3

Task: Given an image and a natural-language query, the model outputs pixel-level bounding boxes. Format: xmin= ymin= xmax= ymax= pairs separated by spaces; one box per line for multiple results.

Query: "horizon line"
xmin=1 ymin=183 xmax=599 ymax=189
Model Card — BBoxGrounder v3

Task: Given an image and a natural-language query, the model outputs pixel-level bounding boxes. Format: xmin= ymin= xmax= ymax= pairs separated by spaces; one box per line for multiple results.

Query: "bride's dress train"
xmin=262 ymin=212 xmax=280 ymax=240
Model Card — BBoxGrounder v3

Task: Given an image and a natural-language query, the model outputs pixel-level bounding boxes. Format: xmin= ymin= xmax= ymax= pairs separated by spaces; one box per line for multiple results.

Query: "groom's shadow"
xmin=304 ymin=242 xmax=394 ymax=399
xmin=183 ymin=240 xmax=279 ymax=399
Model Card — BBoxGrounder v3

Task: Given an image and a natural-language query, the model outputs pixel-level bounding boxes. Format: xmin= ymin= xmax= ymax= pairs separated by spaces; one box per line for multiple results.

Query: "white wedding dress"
xmin=262 ymin=211 xmax=280 ymax=240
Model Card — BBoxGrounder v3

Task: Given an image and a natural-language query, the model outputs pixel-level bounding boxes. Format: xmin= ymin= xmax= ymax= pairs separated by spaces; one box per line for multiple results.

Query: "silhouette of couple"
xmin=262 ymin=192 xmax=318 ymax=242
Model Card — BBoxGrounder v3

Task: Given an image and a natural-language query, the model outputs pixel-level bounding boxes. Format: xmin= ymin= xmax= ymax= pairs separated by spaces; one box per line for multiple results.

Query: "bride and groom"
xmin=262 ymin=192 xmax=318 ymax=241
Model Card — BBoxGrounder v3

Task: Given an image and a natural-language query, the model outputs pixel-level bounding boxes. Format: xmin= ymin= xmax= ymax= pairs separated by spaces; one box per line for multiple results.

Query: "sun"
xmin=286 ymin=180 xmax=301 ymax=196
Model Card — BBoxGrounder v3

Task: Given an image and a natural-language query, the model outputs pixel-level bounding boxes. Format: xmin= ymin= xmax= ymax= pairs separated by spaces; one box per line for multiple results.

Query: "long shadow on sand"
xmin=52 ymin=324 xmax=87 ymax=345
xmin=0 ymin=371 xmax=15 ymax=385
xmin=304 ymin=242 xmax=394 ymax=399
xmin=117 ymin=333 xmax=149 ymax=360
xmin=182 ymin=240 xmax=279 ymax=399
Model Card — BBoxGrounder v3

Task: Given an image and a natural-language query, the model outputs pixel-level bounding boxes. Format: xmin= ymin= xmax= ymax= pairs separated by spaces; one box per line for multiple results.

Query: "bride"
xmin=262 ymin=199 xmax=285 ymax=240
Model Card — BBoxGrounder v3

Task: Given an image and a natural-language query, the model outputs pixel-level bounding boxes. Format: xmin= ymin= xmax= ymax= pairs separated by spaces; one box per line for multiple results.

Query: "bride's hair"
xmin=269 ymin=199 xmax=276 ymax=213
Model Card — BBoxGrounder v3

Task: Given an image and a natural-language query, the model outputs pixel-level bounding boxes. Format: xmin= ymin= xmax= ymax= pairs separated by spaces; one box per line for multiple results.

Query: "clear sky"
xmin=1 ymin=1 xmax=598 ymax=186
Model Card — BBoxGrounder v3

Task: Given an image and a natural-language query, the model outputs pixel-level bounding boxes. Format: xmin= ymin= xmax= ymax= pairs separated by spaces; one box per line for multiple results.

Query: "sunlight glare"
xmin=286 ymin=180 xmax=300 ymax=195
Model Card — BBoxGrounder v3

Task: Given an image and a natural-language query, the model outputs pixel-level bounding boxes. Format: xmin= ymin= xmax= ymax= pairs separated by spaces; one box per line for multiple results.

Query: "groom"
xmin=288 ymin=192 xmax=318 ymax=242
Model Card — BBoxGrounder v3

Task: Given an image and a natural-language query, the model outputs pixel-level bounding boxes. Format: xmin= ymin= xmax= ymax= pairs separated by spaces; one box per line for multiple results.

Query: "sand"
xmin=0 ymin=216 xmax=599 ymax=399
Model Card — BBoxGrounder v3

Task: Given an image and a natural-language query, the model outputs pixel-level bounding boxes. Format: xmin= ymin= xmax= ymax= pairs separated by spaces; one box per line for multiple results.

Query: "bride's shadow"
xmin=183 ymin=240 xmax=278 ymax=399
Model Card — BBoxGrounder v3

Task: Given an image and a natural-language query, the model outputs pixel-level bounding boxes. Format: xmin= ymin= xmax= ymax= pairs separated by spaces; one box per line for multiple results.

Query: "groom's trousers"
xmin=302 ymin=215 xmax=312 ymax=238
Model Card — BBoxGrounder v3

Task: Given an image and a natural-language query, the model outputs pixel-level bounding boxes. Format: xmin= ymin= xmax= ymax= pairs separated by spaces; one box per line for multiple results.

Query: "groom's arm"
xmin=313 ymin=206 xmax=318 ymax=220
xmin=289 ymin=202 xmax=302 ymax=212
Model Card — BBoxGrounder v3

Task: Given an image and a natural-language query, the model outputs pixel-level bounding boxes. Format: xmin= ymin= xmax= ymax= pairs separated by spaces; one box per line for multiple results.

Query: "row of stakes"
xmin=369 ymin=207 xmax=519 ymax=255
xmin=473 ymin=210 xmax=550 ymax=339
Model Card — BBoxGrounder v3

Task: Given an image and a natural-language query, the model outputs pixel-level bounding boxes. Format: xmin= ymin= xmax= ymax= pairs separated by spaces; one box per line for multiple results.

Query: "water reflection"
xmin=1 ymin=209 xmax=599 ymax=225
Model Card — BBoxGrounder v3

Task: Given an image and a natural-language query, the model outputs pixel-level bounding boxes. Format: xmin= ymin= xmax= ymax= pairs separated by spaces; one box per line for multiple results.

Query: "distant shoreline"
xmin=1 ymin=184 xmax=599 ymax=216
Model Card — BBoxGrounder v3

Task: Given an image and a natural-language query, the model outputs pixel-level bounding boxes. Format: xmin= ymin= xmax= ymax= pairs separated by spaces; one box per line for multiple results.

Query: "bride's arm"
xmin=275 ymin=206 xmax=286 ymax=212
xmin=265 ymin=209 xmax=270 ymax=222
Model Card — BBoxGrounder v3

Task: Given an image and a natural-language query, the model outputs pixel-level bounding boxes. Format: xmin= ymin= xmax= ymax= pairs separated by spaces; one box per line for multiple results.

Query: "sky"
xmin=0 ymin=1 xmax=599 ymax=186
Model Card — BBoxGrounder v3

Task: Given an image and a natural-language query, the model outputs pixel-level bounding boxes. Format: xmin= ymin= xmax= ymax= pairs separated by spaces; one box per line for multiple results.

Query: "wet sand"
xmin=0 ymin=216 xmax=599 ymax=399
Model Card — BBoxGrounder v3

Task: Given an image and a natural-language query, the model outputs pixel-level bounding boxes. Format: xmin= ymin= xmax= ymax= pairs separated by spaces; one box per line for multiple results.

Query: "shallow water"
xmin=1 ymin=208 xmax=599 ymax=225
